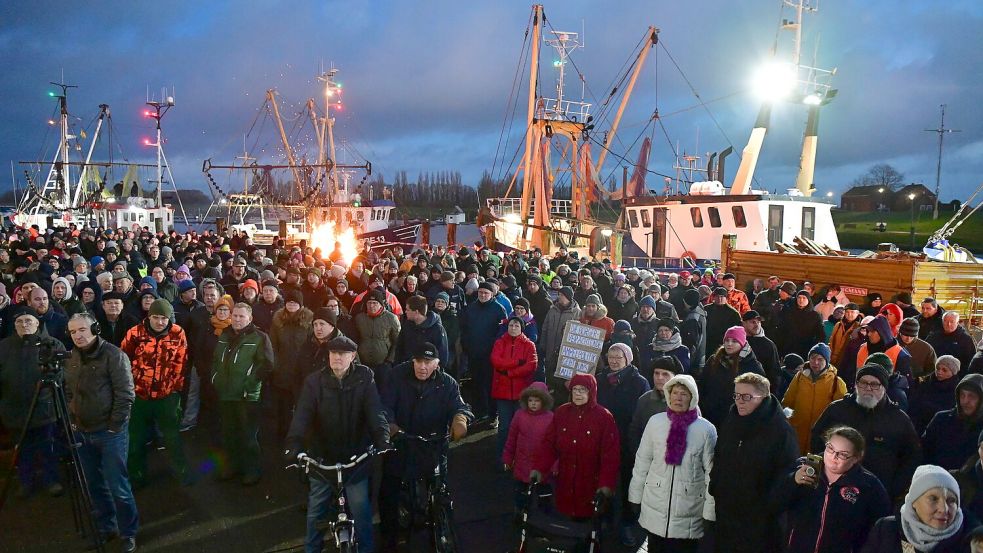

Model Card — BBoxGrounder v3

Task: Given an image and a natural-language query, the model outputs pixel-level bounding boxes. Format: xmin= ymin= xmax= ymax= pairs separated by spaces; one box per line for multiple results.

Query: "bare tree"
xmin=851 ymin=164 xmax=905 ymax=191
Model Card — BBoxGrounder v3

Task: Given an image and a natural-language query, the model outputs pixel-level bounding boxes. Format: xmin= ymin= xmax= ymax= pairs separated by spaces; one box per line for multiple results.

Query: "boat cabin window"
xmin=690 ymin=207 xmax=704 ymax=228
xmin=732 ymin=206 xmax=747 ymax=228
xmin=640 ymin=209 xmax=651 ymax=228
xmin=628 ymin=209 xmax=639 ymax=228
xmin=802 ymin=207 xmax=816 ymax=240
xmin=357 ymin=211 xmax=364 ymax=221
xmin=708 ymin=207 xmax=722 ymax=228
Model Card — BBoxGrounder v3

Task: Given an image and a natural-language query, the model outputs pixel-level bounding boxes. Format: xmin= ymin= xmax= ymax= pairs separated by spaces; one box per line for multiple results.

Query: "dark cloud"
xmin=1 ymin=1 xmax=980 ymax=202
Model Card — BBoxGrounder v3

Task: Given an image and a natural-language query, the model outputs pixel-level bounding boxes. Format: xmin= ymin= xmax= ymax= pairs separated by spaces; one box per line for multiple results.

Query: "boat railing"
xmin=539 ymin=98 xmax=592 ymax=122
xmin=620 ymin=256 xmax=711 ymax=270
xmin=488 ymin=197 xmax=572 ymax=219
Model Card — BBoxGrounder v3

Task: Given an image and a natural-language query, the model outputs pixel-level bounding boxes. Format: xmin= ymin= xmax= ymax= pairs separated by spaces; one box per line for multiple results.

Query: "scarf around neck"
xmin=900 ymin=502 xmax=963 ymax=550
xmin=665 ymin=408 xmax=698 ymax=466
xmin=652 ymin=332 xmax=683 ymax=353
xmin=211 ymin=314 xmax=232 ymax=336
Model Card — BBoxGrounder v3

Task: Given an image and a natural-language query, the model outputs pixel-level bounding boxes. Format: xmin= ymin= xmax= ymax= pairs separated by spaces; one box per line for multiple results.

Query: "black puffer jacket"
xmin=710 ymin=395 xmax=799 ymax=553
xmin=285 ymin=362 xmax=389 ymax=482
xmin=810 ymin=394 xmax=922 ymax=500
xmin=0 ymin=331 xmax=66 ymax=429
xmin=64 ymin=337 xmax=135 ymax=433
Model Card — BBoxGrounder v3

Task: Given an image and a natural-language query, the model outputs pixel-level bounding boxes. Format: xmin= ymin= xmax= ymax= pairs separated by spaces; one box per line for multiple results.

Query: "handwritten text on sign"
xmin=554 ymin=320 xmax=606 ymax=380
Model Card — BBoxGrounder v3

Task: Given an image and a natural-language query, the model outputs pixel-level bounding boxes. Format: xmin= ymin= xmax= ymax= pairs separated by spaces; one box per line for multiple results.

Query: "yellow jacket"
xmin=782 ymin=365 xmax=847 ymax=454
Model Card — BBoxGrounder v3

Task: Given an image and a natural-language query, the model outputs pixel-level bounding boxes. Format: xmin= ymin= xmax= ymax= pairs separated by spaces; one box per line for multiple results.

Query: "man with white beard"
xmin=809 ymin=363 xmax=922 ymax=503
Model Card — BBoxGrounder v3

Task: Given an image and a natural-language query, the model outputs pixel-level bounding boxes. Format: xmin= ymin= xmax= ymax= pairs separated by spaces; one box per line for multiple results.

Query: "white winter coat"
xmin=628 ymin=410 xmax=717 ymax=539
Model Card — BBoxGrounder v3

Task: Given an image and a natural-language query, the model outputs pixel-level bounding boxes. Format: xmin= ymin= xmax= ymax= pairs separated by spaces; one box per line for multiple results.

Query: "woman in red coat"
xmin=532 ymin=373 xmax=620 ymax=519
xmin=491 ymin=316 xmax=538 ymax=458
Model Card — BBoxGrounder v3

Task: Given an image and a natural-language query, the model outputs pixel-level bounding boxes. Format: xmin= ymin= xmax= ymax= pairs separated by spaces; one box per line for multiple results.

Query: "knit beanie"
xmin=558 ymin=286 xmax=574 ymax=303
xmin=900 ymin=318 xmax=920 ymax=338
xmin=139 ymin=275 xmax=158 ymax=291
xmin=435 ymin=291 xmax=450 ymax=304
xmin=857 ymin=362 xmax=891 ymax=388
xmin=780 ymin=281 xmax=797 ymax=295
xmin=684 ymin=289 xmax=702 ymax=308
xmin=608 ymin=342 xmax=634 ymax=365
xmin=783 ymin=353 xmax=804 ymax=373
xmin=639 ymin=295 xmax=658 ymax=311
xmin=614 ymin=319 xmax=632 ymax=334
xmin=808 ymin=342 xmax=831 ymax=365
xmin=513 ymin=298 xmax=530 ymax=311
xmin=723 ymin=325 xmax=747 ymax=347
xmin=149 ymin=299 xmax=174 ymax=319
xmin=585 ymin=294 xmax=602 ymax=306
xmin=866 ymin=352 xmax=895 ymax=373
xmin=313 ymin=307 xmax=337 ymax=326
xmin=904 ymin=464 xmax=960 ymax=511
xmin=215 ymin=294 xmax=235 ymax=312
xmin=507 ymin=315 xmax=526 ymax=329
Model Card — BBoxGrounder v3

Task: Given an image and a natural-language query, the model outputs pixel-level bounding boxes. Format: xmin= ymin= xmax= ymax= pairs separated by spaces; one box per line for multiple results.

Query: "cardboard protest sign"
xmin=553 ymin=320 xmax=605 ymax=380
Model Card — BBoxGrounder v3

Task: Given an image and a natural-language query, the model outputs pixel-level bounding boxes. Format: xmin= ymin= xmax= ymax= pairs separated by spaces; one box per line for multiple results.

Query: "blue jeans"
xmin=307 ymin=475 xmax=373 ymax=553
xmin=496 ymin=399 xmax=519 ymax=460
xmin=77 ymin=426 xmax=140 ymax=539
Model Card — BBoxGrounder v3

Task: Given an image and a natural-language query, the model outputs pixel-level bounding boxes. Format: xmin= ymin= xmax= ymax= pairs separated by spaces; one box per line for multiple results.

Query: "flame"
xmin=309 ymin=221 xmax=359 ymax=264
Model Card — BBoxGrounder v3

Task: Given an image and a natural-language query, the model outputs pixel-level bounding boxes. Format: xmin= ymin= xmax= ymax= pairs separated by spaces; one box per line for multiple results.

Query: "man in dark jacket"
xmin=285 ymin=335 xmax=390 ymax=553
xmin=427 ymin=271 xmax=467 ymax=314
xmin=394 ymin=295 xmax=449 ymax=367
xmin=171 ymin=279 xmax=203 ymax=331
xmin=679 ymin=289 xmax=707 ymax=374
xmin=705 ymin=288 xmax=741 ymax=361
xmin=379 ymin=342 xmax=472 ymax=548
xmin=65 ymin=312 xmax=138 ymax=552
xmin=631 ymin=295 xmax=661 ymax=372
xmin=28 ymin=287 xmax=70 ymax=348
xmin=524 ymin=275 xmax=553 ymax=331
xmin=922 ymin=372 xmax=983 ymax=470
xmin=916 ymin=297 xmax=946 ymax=340
xmin=461 ymin=283 xmax=507 ymax=420
xmin=0 ymin=307 xmax=66 ymax=497
xmin=710 ymin=373 xmax=798 ymax=553
xmin=810 ymin=363 xmax=922 ymax=502
xmin=926 ymin=311 xmax=977 ymax=370
xmin=97 ymin=292 xmax=140 ymax=347
xmin=251 ymin=279 xmax=284 ymax=333
xmin=742 ymin=310 xmax=782 ymax=394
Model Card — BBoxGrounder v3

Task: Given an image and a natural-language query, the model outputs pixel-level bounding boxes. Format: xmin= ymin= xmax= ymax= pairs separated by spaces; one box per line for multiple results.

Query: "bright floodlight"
xmin=752 ymin=62 xmax=796 ymax=102
xmin=803 ymin=93 xmax=822 ymax=106
xmin=825 ymin=191 xmax=833 ymax=198
xmin=908 ymin=193 xmax=916 ymax=200
xmin=601 ymin=228 xmax=614 ymax=237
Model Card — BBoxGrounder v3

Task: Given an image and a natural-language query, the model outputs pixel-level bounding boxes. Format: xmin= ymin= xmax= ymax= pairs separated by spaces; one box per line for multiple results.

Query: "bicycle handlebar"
xmin=289 ymin=447 xmax=390 ymax=472
xmin=395 ymin=432 xmax=451 ymax=444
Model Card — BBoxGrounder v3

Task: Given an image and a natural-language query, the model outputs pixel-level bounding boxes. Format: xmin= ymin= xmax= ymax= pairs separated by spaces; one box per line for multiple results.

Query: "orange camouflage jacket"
xmin=121 ymin=322 xmax=188 ymax=401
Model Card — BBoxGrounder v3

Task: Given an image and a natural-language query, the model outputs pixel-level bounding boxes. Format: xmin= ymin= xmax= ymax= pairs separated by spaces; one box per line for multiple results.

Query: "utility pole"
xmin=924 ymin=104 xmax=961 ymax=220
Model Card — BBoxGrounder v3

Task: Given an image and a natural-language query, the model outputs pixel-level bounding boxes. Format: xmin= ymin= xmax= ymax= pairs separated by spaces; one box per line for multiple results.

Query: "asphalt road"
xmin=0 ymin=412 xmax=647 ymax=552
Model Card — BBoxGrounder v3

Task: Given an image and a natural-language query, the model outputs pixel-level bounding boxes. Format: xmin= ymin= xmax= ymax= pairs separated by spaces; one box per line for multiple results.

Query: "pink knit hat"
xmin=723 ymin=325 xmax=747 ymax=347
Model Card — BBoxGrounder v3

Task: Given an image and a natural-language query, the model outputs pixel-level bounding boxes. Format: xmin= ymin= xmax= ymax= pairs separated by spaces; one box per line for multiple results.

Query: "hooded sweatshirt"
xmin=922 ymin=373 xmax=983 ymax=470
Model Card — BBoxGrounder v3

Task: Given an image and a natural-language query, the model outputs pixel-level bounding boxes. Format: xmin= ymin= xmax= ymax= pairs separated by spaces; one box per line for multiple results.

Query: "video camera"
xmin=38 ymin=341 xmax=70 ymax=371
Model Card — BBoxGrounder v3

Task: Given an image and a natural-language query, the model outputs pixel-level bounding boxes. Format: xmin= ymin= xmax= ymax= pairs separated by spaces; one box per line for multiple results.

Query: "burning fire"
xmin=309 ymin=221 xmax=359 ymax=264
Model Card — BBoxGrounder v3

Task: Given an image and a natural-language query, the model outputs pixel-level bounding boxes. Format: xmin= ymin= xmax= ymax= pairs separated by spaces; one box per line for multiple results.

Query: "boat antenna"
xmin=924 ymin=104 xmax=960 ymax=219
xmin=145 ymin=88 xmax=190 ymax=229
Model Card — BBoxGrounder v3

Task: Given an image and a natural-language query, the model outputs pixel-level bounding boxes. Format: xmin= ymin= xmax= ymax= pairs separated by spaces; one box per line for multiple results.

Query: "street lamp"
xmin=908 ymin=192 xmax=917 ymax=250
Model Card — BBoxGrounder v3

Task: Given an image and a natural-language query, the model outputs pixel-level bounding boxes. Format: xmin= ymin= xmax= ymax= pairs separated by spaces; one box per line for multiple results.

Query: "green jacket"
xmin=211 ymin=324 xmax=274 ymax=402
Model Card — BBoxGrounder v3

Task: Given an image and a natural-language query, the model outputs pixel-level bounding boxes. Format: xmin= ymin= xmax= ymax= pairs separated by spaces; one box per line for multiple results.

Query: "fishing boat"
xmin=485 ymin=2 xmax=840 ymax=268
xmin=13 ymin=83 xmax=186 ymax=232
xmin=200 ymin=68 xmax=420 ymax=257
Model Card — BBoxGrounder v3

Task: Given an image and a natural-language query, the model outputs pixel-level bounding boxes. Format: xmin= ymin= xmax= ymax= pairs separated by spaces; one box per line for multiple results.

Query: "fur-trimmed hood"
xmin=520 ymin=381 xmax=554 ymax=411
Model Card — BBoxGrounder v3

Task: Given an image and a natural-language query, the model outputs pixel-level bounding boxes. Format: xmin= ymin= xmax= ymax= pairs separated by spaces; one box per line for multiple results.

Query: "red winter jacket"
xmin=535 ymin=373 xmax=620 ymax=518
xmin=490 ymin=333 xmax=538 ymax=401
xmin=502 ymin=384 xmax=555 ymax=484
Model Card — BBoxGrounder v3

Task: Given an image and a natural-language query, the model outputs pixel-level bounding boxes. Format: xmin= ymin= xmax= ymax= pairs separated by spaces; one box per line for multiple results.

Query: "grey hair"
xmin=69 ymin=312 xmax=98 ymax=327
xmin=942 ymin=311 xmax=960 ymax=322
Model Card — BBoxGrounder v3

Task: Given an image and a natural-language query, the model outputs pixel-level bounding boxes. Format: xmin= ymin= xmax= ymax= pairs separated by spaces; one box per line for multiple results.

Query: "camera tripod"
xmin=0 ymin=368 xmax=105 ymax=553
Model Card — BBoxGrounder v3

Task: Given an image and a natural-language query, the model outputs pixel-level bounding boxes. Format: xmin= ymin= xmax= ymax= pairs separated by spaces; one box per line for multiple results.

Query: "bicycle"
xmin=395 ymin=432 xmax=460 ymax=553
xmin=288 ymin=448 xmax=386 ymax=553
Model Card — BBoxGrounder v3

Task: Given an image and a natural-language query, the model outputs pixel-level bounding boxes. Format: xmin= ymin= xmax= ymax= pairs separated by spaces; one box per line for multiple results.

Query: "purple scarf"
xmin=665 ymin=408 xmax=699 ymax=466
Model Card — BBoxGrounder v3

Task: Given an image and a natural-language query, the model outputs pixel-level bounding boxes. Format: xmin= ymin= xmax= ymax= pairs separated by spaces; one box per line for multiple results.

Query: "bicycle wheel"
xmin=431 ymin=499 xmax=460 ymax=553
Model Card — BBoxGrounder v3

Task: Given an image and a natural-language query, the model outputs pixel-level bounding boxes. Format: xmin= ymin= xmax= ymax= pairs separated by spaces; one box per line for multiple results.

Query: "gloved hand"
xmin=450 ymin=413 xmax=468 ymax=441
xmin=529 ymin=470 xmax=542 ymax=484
xmin=594 ymin=488 xmax=613 ymax=513
xmin=284 ymin=449 xmax=301 ymax=464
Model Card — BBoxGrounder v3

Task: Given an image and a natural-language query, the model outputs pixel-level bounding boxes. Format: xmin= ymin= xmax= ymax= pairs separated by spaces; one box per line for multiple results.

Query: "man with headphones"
xmin=65 ymin=312 xmax=139 ymax=553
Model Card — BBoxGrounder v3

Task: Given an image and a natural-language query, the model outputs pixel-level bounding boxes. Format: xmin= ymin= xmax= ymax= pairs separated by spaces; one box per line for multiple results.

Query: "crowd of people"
xmin=3 ymin=222 xmax=983 ymax=552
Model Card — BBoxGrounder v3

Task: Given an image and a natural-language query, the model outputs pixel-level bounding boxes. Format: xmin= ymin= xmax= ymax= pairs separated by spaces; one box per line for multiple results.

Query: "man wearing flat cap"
xmin=286 ymin=334 xmax=390 ymax=553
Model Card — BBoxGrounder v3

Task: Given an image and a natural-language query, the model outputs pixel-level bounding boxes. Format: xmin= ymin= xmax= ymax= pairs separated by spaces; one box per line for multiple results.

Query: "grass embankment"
xmin=832 ymin=209 xmax=983 ymax=251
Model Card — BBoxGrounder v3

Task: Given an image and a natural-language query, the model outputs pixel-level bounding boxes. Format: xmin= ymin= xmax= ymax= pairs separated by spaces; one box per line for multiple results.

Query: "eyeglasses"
xmin=856 ymin=380 xmax=883 ymax=391
xmin=732 ymin=392 xmax=764 ymax=402
xmin=825 ymin=442 xmax=854 ymax=461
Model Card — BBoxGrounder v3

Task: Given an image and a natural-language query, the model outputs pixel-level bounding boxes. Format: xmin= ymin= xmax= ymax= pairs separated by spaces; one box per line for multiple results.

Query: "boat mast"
xmin=145 ymin=92 xmax=189 ymax=230
xmin=924 ymin=104 xmax=960 ymax=219
xmin=267 ymin=89 xmax=306 ymax=200
xmin=28 ymin=81 xmax=77 ymax=215
xmin=595 ymin=27 xmax=657 ymax=177
xmin=73 ymin=104 xmax=110 ymax=207
xmin=518 ymin=4 xmax=543 ymax=244
xmin=318 ymin=69 xmax=341 ymax=201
